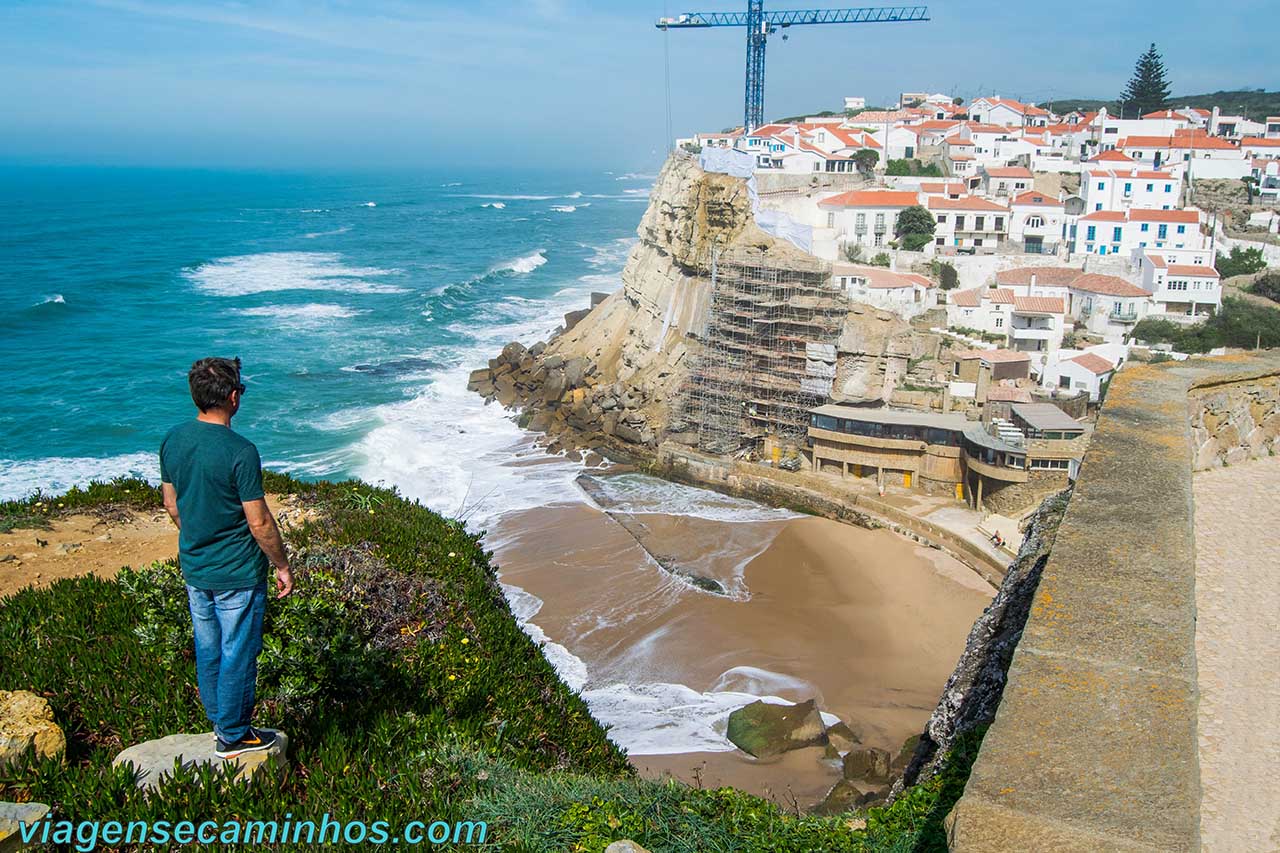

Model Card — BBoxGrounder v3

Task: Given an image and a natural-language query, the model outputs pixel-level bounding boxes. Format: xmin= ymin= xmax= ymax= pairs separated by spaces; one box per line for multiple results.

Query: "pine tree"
xmin=1119 ymin=43 xmax=1172 ymax=118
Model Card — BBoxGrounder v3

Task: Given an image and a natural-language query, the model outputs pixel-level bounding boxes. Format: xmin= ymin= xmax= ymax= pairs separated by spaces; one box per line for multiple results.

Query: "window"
xmin=1058 ymin=375 xmax=1071 ymax=389
xmin=1113 ymin=227 xmax=1122 ymax=242
xmin=956 ymin=215 xmax=966 ymax=231
xmin=975 ymin=216 xmax=986 ymax=230
xmin=855 ymin=212 xmax=866 ymax=229
xmin=1165 ymin=184 xmax=1172 ymax=192
xmin=1158 ymin=224 xmax=1168 ymax=238
xmin=1027 ymin=215 xmax=1044 ymax=228
xmin=1086 ymin=226 xmax=1097 ymax=241
xmin=1141 ymin=223 xmax=1149 ymax=232
xmin=1123 ymin=182 xmax=1132 ymax=194
xmin=994 ymin=315 xmax=1003 ymax=327
xmin=1146 ymin=183 xmax=1153 ymax=191
xmin=1176 ymin=225 xmax=1186 ymax=234
xmin=1097 ymin=181 xmax=1105 ymax=190
xmin=874 ymin=212 xmax=886 ymax=231
xmin=995 ymin=216 xmax=1004 ymax=230
xmin=937 ymin=214 xmax=947 ymax=223
xmin=1095 ymin=203 xmax=1103 ymax=211
xmin=827 ymin=212 xmax=835 ymax=227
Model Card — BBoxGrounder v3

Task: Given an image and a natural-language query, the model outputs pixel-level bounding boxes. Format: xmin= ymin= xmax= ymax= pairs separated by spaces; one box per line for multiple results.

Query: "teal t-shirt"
xmin=159 ymin=420 xmax=269 ymax=590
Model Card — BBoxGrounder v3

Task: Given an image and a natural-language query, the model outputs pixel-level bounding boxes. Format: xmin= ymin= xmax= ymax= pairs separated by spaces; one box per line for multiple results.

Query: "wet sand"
xmin=490 ymin=493 xmax=994 ymax=807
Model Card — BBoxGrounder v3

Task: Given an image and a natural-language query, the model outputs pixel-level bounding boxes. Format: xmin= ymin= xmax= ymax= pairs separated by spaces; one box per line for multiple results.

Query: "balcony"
xmin=1010 ymin=326 xmax=1057 ymax=341
xmin=1107 ymin=311 xmax=1140 ymax=324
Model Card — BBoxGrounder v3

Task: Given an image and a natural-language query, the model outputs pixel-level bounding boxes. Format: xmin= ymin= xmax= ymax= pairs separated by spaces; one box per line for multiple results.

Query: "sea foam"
xmin=185 ymin=252 xmax=406 ymax=297
xmin=0 ymin=452 xmax=159 ymax=502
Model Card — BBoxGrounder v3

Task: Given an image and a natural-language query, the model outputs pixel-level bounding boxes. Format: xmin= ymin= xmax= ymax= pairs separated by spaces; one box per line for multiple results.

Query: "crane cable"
xmin=663 ymin=0 xmax=674 ymax=152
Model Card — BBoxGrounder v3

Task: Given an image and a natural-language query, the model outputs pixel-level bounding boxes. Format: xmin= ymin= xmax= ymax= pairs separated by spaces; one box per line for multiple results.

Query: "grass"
xmin=0 ymin=474 xmax=990 ymax=851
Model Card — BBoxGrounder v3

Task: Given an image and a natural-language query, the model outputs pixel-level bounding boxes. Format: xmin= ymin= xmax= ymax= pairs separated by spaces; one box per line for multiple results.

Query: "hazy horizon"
xmin=2 ymin=0 xmax=1275 ymax=171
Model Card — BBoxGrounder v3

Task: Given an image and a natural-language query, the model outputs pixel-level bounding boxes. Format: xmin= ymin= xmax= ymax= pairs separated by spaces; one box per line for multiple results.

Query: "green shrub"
xmin=1216 ymin=245 xmax=1266 ymax=278
xmin=1251 ymin=270 xmax=1280 ymax=303
xmin=0 ymin=476 xmax=161 ymax=533
xmin=1132 ymin=297 xmax=1280 ymax=352
xmin=870 ymin=252 xmax=892 ymax=268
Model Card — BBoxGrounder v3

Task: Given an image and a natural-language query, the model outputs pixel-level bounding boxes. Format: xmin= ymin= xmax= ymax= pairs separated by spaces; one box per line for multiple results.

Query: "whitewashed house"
xmin=1240 ymin=137 xmax=1280 ymax=159
xmin=980 ymin=166 xmax=1034 ymax=199
xmin=1134 ymin=251 xmax=1222 ymax=318
xmin=967 ymin=97 xmax=1051 ymax=127
xmin=928 ymin=196 xmax=1010 ymax=251
xmin=1043 ymin=351 xmax=1116 ymax=401
xmin=1074 ymin=207 xmax=1202 ymax=256
xmin=1009 ymin=190 xmax=1067 ymax=254
xmin=1066 ymin=273 xmax=1153 ymax=341
xmin=818 ymin=189 xmax=920 ymax=251
xmin=947 ymin=285 xmax=1015 ymax=335
xmin=831 ymin=263 xmax=938 ymax=318
xmin=1081 ymin=169 xmax=1182 ymax=212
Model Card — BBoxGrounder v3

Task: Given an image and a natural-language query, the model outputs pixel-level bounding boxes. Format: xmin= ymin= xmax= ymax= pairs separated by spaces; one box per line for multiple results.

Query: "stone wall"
xmin=944 ymin=351 xmax=1280 ymax=853
xmin=1188 ymin=374 xmax=1280 ymax=469
xmin=980 ymin=471 xmax=1070 ymax=516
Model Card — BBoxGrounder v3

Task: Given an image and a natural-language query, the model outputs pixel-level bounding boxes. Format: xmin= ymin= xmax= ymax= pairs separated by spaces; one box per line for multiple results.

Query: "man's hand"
xmin=274 ymin=564 xmax=294 ymax=598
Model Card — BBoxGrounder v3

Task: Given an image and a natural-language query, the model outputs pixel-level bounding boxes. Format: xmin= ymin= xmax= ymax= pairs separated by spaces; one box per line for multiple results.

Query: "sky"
xmin=0 ymin=0 xmax=1274 ymax=171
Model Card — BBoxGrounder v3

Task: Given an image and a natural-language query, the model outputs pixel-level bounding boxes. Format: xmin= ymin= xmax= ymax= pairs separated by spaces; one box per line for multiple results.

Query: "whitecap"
xmin=565 ymin=191 xmax=583 ymax=199
xmin=302 ymin=225 xmax=352 ymax=239
xmin=0 ymin=452 xmax=159 ymax=502
xmin=456 ymin=193 xmax=557 ymax=201
xmin=481 ymin=202 xmax=506 ymax=209
xmin=361 ymin=201 xmax=377 ymax=207
xmin=550 ymin=205 xmax=577 ymax=213
xmin=233 ymin=303 xmax=364 ymax=324
xmin=493 ymin=249 xmax=547 ymax=275
xmin=35 ymin=294 xmax=66 ymax=306
xmin=184 ymin=252 xmax=406 ymax=297
xmin=579 ymin=473 xmax=800 ymax=524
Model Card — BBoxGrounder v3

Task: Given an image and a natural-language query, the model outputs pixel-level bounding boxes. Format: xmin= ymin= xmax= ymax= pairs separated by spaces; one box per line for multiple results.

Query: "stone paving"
xmin=1193 ymin=456 xmax=1280 ymax=853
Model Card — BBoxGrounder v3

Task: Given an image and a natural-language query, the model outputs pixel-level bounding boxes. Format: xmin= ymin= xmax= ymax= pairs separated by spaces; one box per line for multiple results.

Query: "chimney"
xmin=890 ymin=254 xmax=897 ymax=272
xmin=1030 ymin=273 xmax=1038 ymax=289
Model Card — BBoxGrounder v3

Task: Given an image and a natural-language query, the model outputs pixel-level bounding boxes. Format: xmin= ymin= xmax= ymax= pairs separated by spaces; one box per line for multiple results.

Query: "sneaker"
xmin=214 ymin=727 xmax=279 ymax=759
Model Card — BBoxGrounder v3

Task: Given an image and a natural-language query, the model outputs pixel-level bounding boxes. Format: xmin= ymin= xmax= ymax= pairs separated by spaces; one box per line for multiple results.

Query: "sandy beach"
xmin=489 ymin=481 xmax=994 ymax=807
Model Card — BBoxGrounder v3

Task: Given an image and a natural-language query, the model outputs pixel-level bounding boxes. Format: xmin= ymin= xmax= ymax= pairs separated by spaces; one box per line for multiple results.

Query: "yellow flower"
xmin=461 ymin=638 xmax=469 ymax=645
xmin=448 ymin=674 xmax=456 ymax=681
xmin=448 ymin=551 xmax=456 ymax=557
xmin=368 ymin=509 xmax=375 ymax=515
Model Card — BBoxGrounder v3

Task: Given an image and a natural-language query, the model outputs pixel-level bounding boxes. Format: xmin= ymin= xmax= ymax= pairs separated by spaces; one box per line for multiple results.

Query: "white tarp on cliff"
xmin=698 ymin=149 xmax=814 ymax=255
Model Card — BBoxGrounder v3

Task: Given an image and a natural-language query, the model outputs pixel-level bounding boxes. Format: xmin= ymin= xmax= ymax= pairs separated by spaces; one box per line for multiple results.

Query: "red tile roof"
xmin=928 ymin=196 xmax=1009 ymax=212
xmin=995 ymin=266 xmax=1083 ymax=286
xmin=919 ymin=181 xmax=967 ymax=194
xmin=1014 ymin=296 xmax=1065 ymax=314
xmin=1089 ymin=149 xmax=1136 ymax=163
xmin=1011 ymin=190 xmax=1062 ymax=207
xmin=986 ymin=287 xmax=1016 ymax=304
xmin=1069 ymin=353 xmax=1116 ymax=375
xmin=819 ymin=190 xmax=919 ymax=208
xmin=1242 ymin=137 xmax=1280 ymax=148
xmin=1147 ymin=254 xmax=1167 ymax=268
xmin=950 ymin=288 xmax=981 ymax=307
xmin=944 ymin=136 xmax=974 ymax=146
xmin=1078 ymin=210 xmax=1128 ymax=222
xmin=1068 ymin=274 xmax=1149 ymax=297
xmin=1129 ymin=208 xmax=1199 ymax=223
xmin=1167 ymin=264 xmax=1219 ymax=277
xmin=984 ymin=166 xmax=1033 ymax=178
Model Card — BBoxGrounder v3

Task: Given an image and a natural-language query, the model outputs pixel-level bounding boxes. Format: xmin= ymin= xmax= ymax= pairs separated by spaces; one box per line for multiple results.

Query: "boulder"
xmin=528 ymin=341 xmax=547 ymax=358
xmin=563 ymin=357 xmax=588 ymax=388
xmin=112 ymin=731 xmax=288 ymax=791
xmin=543 ymin=369 xmax=567 ymax=404
xmin=812 ymin=779 xmax=861 ymax=816
xmin=842 ymin=746 xmax=891 ymax=782
xmin=827 ymin=721 xmax=862 ymax=754
xmin=563 ymin=308 xmax=591 ymax=332
xmin=0 ymin=691 xmax=65 ymax=770
xmin=604 ymin=842 xmax=651 ymax=853
xmin=891 ymin=734 xmax=920 ymax=771
xmin=500 ymin=341 xmax=527 ymax=364
xmin=466 ymin=368 xmax=491 ymax=392
xmin=613 ymin=423 xmax=646 ymax=445
xmin=0 ymin=802 xmax=50 ymax=853
xmin=543 ymin=355 xmax=565 ymax=371
xmin=726 ymin=699 xmax=827 ymax=759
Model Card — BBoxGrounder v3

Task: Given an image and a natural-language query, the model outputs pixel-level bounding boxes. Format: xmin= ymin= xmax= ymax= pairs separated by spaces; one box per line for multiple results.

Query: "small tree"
xmin=1119 ymin=43 xmax=1172 ymax=117
xmin=1216 ymin=246 xmax=1266 ymax=278
xmin=895 ymin=205 xmax=937 ymax=252
xmin=853 ymin=149 xmax=879 ymax=175
xmin=937 ymin=261 xmax=959 ymax=290
xmin=1251 ymin=270 xmax=1280 ymax=303
xmin=869 ymin=252 xmax=892 ymax=268
xmin=843 ymin=242 xmax=865 ymax=263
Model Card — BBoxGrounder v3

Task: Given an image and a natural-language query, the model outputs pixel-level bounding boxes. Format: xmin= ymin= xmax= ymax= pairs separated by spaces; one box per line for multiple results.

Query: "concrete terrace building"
xmin=1081 ymin=169 xmax=1182 ymax=213
xmin=806 ymin=401 xmax=1085 ymax=513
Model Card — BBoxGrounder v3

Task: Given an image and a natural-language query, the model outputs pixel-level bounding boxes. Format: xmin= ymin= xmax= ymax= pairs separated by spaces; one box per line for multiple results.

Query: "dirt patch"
xmin=0 ymin=495 xmax=308 ymax=600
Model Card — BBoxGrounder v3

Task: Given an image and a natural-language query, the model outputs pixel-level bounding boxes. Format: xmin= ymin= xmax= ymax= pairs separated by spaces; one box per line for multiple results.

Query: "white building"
xmin=1075 ymin=208 xmax=1202 ymax=256
xmin=967 ymin=97 xmax=1051 ymax=128
xmin=1066 ymin=273 xmax=1153 ymax=341
xmin=928 ymin=196 xmax=1010 ymax=251
xmin=1043 ymin=351 xmax=1116 ymax=401
xmin=844 ymin=96 xmax=867 ymax=111
xmin=1081 ymin=169 xmax=1182 ymax=212
xmin=947 ymin=285 xmax=1015 ymax=335
xmin=1240 ymin=137 xmax=1280 ymax=159
xmin=818 ymin=189 xmax=920 ymax=251
xmin=1009 ymin=190 xmax=1067 ymax=255
xmin=1134 ymin=250 xmax=1222 ymax=318
xmin=980 ymin=166 xmax=1033 ymax=199
xmin=831 ymin=263 xmax=938 ymax=318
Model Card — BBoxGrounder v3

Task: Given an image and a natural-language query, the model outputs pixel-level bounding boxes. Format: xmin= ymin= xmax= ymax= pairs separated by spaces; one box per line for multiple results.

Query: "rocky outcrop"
xmin=890 ymin=490 xmax=1071 ymax=797
xmin=0 ymin=691 xmax=65 ymax=769
xmin=1 ymin=802 xmax=50 ymax=853
xmin=112 ymin=731 xmax=289 ymax=790
xmin=725 ymin=699 xmax=828 ymax=758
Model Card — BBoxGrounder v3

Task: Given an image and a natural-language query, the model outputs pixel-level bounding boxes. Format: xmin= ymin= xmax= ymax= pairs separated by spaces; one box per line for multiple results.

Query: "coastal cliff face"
xmin=468 ymin=153 xmax=788 ymax=454
xmin=468 ymin=152 xmax=951 ymax=454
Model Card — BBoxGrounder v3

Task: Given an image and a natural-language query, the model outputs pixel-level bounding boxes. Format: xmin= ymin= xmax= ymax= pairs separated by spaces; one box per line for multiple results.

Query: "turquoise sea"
xmin=0 ymin=166 xmax=654 ymax=514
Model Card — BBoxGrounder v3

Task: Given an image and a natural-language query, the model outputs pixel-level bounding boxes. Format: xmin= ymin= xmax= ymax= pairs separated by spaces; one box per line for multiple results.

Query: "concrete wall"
xmin=945 ymin=350 xmax=1280 ymax=852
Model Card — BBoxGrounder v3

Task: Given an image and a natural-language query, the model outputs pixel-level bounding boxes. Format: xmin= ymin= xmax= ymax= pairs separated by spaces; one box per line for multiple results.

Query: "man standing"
xmin=159 ymin=357 xmax=294 ymax=760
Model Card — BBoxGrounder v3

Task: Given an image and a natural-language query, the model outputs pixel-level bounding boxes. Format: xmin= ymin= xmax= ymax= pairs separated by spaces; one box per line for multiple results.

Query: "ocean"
xmin=0 ymin=165 xmax=652 ymax=516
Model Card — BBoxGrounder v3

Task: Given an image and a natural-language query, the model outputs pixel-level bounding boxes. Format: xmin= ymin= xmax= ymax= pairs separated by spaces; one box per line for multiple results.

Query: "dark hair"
xmin=188 ymin=357 xmax=244 ymax=412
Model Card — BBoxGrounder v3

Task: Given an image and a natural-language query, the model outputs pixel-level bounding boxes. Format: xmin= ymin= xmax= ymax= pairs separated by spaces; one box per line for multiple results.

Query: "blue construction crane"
xmin=656 ymin=3 xmax=929 ymax=135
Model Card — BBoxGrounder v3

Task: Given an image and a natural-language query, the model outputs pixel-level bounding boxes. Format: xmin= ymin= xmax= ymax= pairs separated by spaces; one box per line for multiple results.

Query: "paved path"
xmin=1193 ymin=457 xmax=1280 ymax=853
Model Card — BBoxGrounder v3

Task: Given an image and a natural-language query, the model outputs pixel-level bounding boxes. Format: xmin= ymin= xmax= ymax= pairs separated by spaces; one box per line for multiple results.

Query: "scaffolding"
xmin=679 ymin=246 xmax=844 ymax=456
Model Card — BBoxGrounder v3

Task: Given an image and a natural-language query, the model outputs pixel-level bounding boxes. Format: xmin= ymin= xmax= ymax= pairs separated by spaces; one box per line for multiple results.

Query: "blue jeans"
xmin=186 ymin=581 xmax=267 ymax=743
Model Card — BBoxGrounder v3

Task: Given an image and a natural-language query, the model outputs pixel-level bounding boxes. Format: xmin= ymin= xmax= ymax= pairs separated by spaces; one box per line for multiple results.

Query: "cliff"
xmin=467 ymin=152 xmax=951 ymax=456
